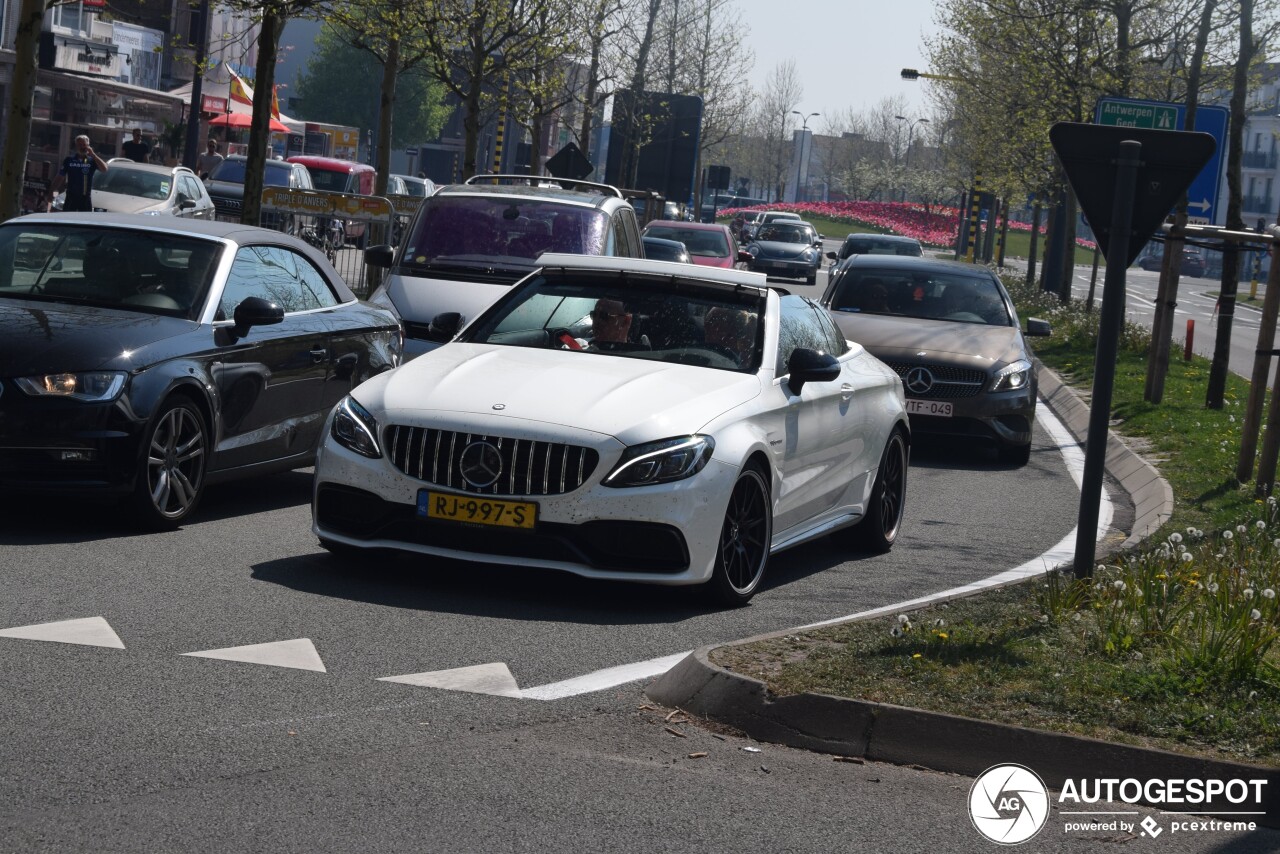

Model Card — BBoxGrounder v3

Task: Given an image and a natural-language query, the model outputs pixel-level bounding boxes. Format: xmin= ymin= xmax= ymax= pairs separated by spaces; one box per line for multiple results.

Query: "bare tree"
xmin=755 ymin=60 xmax=803 ymax=200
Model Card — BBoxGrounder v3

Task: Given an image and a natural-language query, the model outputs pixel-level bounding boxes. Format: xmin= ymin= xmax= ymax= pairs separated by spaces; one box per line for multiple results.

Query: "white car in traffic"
xmin=313 ymin=254 xmax=909 ymax=605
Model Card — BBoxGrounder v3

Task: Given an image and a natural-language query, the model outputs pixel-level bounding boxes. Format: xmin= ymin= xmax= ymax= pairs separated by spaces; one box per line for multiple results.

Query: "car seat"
xmin=82 ymin=244 xmax=134 ymax=302
xmin=703 ymin=307 xmax=757 ymax=367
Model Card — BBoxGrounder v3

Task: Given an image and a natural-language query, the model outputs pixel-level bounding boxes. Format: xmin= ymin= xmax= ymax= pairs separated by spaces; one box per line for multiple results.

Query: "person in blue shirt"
xmin=48 ymin=135 xmax=109 ymax=212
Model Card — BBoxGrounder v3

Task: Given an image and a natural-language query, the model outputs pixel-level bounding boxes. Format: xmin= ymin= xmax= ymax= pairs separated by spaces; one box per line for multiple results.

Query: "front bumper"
xmin=311 ymin=422 xmax=739 ymax=586
xmin=0 ymin=383 xmax=143 ymax=494
xmin=750 ymin=257 xmax=818 ymax=279
xmin=905 ymin=385 xmax=1037 ymax=447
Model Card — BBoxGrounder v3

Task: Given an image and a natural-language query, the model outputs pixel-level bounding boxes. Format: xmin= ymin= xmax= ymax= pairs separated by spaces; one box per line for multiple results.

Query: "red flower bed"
xmin=723 ymin=201 xmax=1094 ymax=251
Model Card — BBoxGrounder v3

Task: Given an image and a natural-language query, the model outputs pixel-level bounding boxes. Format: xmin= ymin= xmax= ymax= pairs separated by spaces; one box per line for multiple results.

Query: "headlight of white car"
xmin=331 ymin=395 xmax=382 ymax=458
xmin=602 ymin=435 xmax=715 ymax=488
xmin=15 ymin=371 xmax=126 ymax=402
xmin=991 ymin=359 xmax=1033 ymax=392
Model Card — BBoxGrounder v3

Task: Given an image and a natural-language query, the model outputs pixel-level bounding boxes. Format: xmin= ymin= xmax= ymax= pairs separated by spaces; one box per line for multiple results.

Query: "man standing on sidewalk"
xmin=196 ymin=139 xmax=223 ymax=180
xmin=121 ymin=128 xmax=150 ymax=163
xmin=48 ymin=135 xmax=109 ymax=212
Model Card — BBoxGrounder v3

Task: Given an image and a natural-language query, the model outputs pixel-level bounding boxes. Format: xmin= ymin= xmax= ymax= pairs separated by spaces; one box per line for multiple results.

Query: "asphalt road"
xmin=3 ymin=262 xmax=1273 ymax=852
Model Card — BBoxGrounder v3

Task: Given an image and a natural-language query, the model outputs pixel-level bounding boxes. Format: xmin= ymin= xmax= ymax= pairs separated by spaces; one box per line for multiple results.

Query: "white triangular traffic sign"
xmin=182 ymin=638 xmax=326 ymax=672
xmin=0 ymin=616 xmax=125 ymax=649
xmin=379 ymin=662 xmax=522 ymax=698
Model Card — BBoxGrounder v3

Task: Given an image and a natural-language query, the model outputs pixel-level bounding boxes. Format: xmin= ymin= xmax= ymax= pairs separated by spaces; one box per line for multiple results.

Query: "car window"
xmin=0 ymin=224 xmax=220 ymax=319
xmin=757 ymin=224 xmax=815 ymax=244
xmin=644 ymin=227 xmax=729 ymax=258
xmin=219 ymin=245 xmax=339 ymax=319
xmin=465 ymin=273 xmax=766 ymax=372
xmin=178 ymin=175 xmax=204 ymax=202
xmin=401 ymin=196 xmax=609 ymax=269
xmin=94 ymin=168 xmax=172 ymax=200
xmin=829 ymin=267 xmax=1011 ymax=326
xmin=306 ymin=168 xmax=353 ymax=193
xmin=776 ymin=295 xmax=835 ymax=375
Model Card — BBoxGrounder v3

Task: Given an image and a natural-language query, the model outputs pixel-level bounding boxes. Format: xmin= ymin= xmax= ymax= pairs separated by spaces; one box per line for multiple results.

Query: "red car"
xmin=640 ymin=220 xmax=751 ymax=269
xmin=286 ymin=155 xmax=377 ymax=246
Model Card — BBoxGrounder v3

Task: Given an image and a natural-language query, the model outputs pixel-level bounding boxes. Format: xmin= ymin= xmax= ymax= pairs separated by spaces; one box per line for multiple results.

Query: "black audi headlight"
xmin=15 ymin=371 xmax=126 ymax=402
xmin=603 ymin=435 xmax=715 ymax=488
xmin=331 ymin=395 xmax=382 ymax=458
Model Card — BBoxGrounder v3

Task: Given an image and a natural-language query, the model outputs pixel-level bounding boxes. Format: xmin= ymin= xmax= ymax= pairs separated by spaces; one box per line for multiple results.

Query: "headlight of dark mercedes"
xmin=603 ymin=435 xmax=715 ymax=488
xmin=331 ymin=395 xmax=382 ymax=458
xmin=991 ymin=359 xmax=1033 ymax=392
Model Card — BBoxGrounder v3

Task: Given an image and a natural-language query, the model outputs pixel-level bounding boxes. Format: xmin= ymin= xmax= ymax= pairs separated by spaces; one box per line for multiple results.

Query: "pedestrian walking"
xmin=197 ymin=138 xmax=224 ymax=179
xmin=48 ymin=135 xmax=108 ymax=212
xmin=121 ymin=128 xmax=150 ymax=163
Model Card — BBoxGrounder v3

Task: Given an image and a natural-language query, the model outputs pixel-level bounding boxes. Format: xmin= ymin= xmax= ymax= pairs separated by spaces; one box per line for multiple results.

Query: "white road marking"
xmin=519 ymin=652 xmax=691 ymax=701
xmin=0 ymin=616 xmax=124 ymax=649
xmin=379 ymin=662 xmax=522 ymax=698
xmin=182 ymin=638 xmax=326 ymax=672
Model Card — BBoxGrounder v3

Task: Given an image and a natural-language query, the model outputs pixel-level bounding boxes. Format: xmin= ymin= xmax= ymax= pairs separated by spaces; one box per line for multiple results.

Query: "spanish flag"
xmin=228 ymin=67 xmax=253 ymax=106
xmin=271 ymin=85 xmax=280 ymax=120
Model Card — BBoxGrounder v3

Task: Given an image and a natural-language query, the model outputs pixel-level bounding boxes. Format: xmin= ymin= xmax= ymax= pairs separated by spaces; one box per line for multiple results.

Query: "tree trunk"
xmin=241 ymin=8 xmax=283 ymax=226
xmin=578 ymin=36 xmax=602 ymax=157
xmin=1206 ymin=0 xmax=1253 ymax=409
xmin=462 ymin=75 xmax=484 ymax=179
xmin=375 ymin=35 xmax=400 ymax=196
xmin=182 ymin=0 xmax=212 ymax=171
xmin=1059 ymin=187 xmax=1078 ymax=303
xmin=621 ymin=0 xmax=663 ymax=187
xmin=0 ymin=0 xmax=49 ymax=223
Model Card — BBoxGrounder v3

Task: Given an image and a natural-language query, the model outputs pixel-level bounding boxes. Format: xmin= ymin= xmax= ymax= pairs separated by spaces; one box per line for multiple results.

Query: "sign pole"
xmin=1074 ymin=140 xmax=1142 ymax=579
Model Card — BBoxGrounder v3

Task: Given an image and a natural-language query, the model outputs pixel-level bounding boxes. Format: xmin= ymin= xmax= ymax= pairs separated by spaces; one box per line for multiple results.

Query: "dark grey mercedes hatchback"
xmin=0 ymin=213 xmax=400 ymax=526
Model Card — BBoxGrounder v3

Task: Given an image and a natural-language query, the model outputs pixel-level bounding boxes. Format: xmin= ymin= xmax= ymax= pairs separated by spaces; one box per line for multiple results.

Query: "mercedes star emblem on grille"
xmin=905 ymin=367 xmax=935 ymax=395
xmin=459 ymin=441 xmax=503 ymax=488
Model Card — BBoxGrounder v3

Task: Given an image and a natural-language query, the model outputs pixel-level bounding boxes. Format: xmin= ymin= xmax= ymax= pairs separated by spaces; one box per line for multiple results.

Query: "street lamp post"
xmin=894 ymin=115 xmax=929 ymax=201
xmin=791 ymin=110 xmax=819 ymax=203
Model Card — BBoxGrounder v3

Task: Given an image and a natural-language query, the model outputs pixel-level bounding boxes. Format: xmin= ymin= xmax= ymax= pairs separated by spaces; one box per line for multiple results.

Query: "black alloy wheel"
xmin=707 ymin=465 xmax=773 ymax=606
xmin=849 ymin=429 xmax=908 ymax=553
xmin=133 ymin=397 xmax=208 ymax=528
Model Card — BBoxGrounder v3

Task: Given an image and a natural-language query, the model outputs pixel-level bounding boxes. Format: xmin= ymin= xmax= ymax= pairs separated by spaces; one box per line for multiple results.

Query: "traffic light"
xmin=901 ymin=68 xmax=920 ymax=80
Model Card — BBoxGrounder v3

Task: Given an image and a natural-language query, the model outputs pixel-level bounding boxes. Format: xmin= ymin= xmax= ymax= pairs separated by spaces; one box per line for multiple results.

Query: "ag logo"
xmin=968 ymin=763 xmax=1050 ymax=845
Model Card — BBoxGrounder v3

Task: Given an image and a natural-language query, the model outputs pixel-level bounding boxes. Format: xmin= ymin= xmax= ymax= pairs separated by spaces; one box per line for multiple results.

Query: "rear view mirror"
xmin=429 ymin=311 xmax=463 ymax=339
xmin=365 ymin=244 xmax=395 ymax=268
xmin=1026 ymin=317 xmax=1052 ymax=337
xmin=826 ymin=251 xmax=839 ymax=261
xmin=786 ymin=348 xmax=841 ymax=394
xmin=738 ymin=249 xmax=753 ymax=263
xmin=231 ymin=296 xmax=284 ymax=341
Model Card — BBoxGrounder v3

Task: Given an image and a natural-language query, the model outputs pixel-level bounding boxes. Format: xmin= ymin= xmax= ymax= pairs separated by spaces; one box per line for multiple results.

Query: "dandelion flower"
xmin=1207 ymin=582 xmax=1219 ymax=593
xmin=1237 ymin=524 xmax=1248 ymax=534
xmin=1265 ymin=589 xmax=1276 ymax=599
xmin=1037 ymin=614 xmax=1049 ymax=624
xmin=1134 ymin=588 xmax=1143 ymax=598
xmin=897 ymin=614 xmax=910 ymax=625
xmin=1250 ymin=690 xmax=1259 ymax=701
xmin=1230 ymin=415 xmax=1236 ymax=423
xmin=933 ymin=618 xmax=946 ymax=628
xmin=1133 ymin=651 xmax=1143 ymax=661
xmin=1274 ymin=538 xmax=1280 ymax=549
xmin=1176 ymin=544 xmax=1186 ymax=554
xmin=937 ymin=632 xmax=949 ymax=640
xmin=912 ymin=653 xmax=921 ymax=659
xmin=1256 ymin=520 xmax=1267 ymax=531
xmin=1245 ymin=588 xmax=1256 ymax=599
xmin=890 ymin=627 xmax=903 ymax=638
xmin=1252 ymin=609 xmax=1262 ymax=620
xmin=1181 ymin=553 xmax=1193 ymax=563
xmin=1224 ymin=531 xmax=1234 ymax=541
xmin=1113 ymin=579 xmax=1126 ymax=591
xmin=1169 ymin=532 xmax=1183 ymax=544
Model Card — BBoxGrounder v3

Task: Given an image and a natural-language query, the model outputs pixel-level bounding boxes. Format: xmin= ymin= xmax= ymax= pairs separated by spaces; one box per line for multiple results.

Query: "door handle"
xmin=841 ymin=383 xmax=855 ymax=400
xmin=310 ymin=348 xmax=328 ymax=364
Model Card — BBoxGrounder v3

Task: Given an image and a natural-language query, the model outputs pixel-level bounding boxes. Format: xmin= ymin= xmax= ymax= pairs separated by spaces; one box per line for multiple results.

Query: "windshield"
xmin=830 ymin=268 xmax=1011 ymax=326
xmin=645 ymin=226 xmax=729 ymax=258
xmin=208 ymin=160 xmax=292 ymax=186
xmin=757 ymin=224 xmax=815 ymax=244
xmin=401 ymin=196 xmax=608 ymax=272
xmin=0 ymin=225 xmax=222 ymax=319
xmin=845 ymin=237 xmax=922 ymax=256
xmin=306 ymin=168 xmax=354 ymax=193
xmin=463 ymin=274 xmax=766 ymax=372
xmin=401 ymin=179 xmax=427 ymax=198
xmin=93 ymin=168 xmax=173 ymax=200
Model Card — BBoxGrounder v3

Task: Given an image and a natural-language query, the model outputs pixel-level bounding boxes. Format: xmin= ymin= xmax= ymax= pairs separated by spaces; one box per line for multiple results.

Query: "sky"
xmin=732 ymin=0 xmax=941 ymax=129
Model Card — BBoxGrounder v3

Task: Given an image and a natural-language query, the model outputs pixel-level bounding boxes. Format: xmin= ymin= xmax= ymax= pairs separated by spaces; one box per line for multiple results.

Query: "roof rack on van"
xmin=464 ymin=173 xmax=623 ymax=199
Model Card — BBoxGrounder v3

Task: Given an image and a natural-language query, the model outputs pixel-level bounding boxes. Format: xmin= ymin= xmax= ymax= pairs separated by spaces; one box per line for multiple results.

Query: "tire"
xmin=849 ymin=429 xmax=908 ymax=553
xmin=705 ymin=464 xmax=773 ymax=607
xmin=806 ymin=273 xmax=817 ymax=286
xmin=998 ymin=441 xmax=1032 ymax=467
xmin=132 ymin=397 xmax=209 ymax=529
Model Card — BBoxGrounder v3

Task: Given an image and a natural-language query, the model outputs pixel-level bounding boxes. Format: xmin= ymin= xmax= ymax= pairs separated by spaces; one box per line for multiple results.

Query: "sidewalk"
xmin=646 ymin=362 xmax=1280 ymax=827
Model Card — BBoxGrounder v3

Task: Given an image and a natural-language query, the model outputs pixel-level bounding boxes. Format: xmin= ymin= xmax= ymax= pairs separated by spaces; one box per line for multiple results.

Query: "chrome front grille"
xmin=884 ymin=361 xmax=987 ymax=399
xmin=385 ymin=426 xmax=599 ymax=496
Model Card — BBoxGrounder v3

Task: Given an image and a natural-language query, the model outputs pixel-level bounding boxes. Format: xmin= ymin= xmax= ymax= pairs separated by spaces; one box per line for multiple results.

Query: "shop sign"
xmin=201 ymin=95 xmax=229 ymax=114
xmin=261 ymin=188 xmax=394 ymax=223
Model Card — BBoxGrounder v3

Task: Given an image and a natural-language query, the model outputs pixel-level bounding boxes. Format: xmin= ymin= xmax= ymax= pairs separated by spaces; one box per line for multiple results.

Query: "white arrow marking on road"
xmin=183 ymin=638 xmax=326 ymax=672
xmin=0 ymin=616 xmax=125 ymax=649
xmin=379 ymin=662 xmax=522 ymax=697
xmin=520 ymin=652 xmax=692 ymax=700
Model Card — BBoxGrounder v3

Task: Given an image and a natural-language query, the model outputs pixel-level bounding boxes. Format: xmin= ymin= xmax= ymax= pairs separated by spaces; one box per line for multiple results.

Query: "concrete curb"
xmin=645 ymin=364 xmax=1258 ymax=820
xmin=646 ymin=647 xmax=1280 ymax=825
xmin=1035 ymin=361 xmax=1174 ymax=550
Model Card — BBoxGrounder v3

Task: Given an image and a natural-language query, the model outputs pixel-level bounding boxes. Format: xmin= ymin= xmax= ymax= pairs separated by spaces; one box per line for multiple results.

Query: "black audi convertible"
xmin=0 ymin=213 xmax=401 ymax=527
